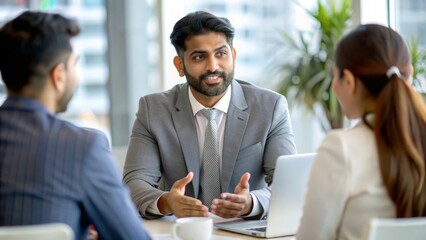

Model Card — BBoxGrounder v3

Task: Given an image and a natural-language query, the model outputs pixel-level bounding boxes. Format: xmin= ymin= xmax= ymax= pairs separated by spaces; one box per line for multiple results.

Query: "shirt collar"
xmin=188 ymin=84 xmax=232 ymax=116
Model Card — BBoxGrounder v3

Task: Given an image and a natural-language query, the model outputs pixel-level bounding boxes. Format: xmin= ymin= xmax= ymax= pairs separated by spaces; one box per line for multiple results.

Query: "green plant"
xmin=273 ymin=0 xmax=351 ymax=132
xmin=407 ymin=36 xmax=426 ymax=93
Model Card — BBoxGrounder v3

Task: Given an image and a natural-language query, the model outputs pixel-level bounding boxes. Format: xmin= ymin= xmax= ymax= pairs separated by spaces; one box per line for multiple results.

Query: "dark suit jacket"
xmin=0 ymin=96 xmax=151 ymax=240
xmin=124 ymin=80 xmax=297 ymax=219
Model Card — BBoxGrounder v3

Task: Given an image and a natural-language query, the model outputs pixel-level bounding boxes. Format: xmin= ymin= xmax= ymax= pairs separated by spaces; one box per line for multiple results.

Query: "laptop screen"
xmin=215 ymin=153 xmax=317 ymax=238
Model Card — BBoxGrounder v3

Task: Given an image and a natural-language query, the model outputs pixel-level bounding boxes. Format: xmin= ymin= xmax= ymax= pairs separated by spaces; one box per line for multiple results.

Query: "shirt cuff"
xmin=241 ymin=192 xmax=261 ymax=217
xmin=146 ymin=194 xmax=166 ymax=216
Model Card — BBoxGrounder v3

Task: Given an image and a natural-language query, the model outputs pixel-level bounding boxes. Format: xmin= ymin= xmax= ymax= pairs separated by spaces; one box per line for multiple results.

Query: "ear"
xmin=50 ymin=63 xmax=67 ymax=94
xmin=173 ymin=56 xmax=185 ymax=77
xmin=408 ymin=64 xmax=414 ymax=84
xmin=409 ymin=64 xmax=414 ymax=76
xmin=342 ymin=69 xmax=357 ymax=94
xmin=232 ymin=48 xmax=237 ymax=61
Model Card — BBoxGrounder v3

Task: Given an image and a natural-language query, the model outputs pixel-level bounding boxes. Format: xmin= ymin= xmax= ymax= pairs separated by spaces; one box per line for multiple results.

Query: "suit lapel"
xmin=174 ymin=84 xmax=201 ymax=197
xmin=222 ymin=81 xmax=249 ymax=191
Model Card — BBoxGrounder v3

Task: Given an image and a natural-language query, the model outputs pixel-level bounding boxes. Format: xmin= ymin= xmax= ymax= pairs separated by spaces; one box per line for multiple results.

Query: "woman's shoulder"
xmin=319 ymin=121 xmax=377 ymax=167
xmin=326 ymin=121 xmax=374 ymax=143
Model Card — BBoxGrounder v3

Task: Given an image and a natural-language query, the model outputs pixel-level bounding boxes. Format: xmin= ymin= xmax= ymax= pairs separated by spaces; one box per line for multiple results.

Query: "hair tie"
xmin=386 ymin=66 xmax=402 ymax=79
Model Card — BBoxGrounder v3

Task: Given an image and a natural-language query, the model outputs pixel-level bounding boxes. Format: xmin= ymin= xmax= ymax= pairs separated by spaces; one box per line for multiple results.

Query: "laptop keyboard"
xmin=247 ymin=227 xmax=267 ymax=232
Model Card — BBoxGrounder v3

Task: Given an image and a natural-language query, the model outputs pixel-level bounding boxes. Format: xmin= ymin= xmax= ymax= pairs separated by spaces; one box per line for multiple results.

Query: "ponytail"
xmin=374 ymin=75 xmax=426 ymax=217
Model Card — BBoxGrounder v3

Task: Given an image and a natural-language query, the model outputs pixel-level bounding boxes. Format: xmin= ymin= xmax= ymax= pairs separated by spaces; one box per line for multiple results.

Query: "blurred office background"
xmin=0 ymin=0 xmax=425 ymax=165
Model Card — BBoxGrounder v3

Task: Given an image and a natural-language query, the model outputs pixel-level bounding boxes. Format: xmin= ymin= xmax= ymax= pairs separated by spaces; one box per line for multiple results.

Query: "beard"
xmin=184 ymin=66 xmax=234 ymax=97
xmin=56 ymin=75 xmax=76 ymax=113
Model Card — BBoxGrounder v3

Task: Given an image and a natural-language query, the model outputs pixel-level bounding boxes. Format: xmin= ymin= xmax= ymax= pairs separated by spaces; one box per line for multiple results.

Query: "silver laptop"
xmin=215 ymin=153 xmax=316 ymax=238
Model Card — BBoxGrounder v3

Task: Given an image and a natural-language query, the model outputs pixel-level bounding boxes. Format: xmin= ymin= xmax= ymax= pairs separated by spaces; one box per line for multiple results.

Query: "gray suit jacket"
xmin=124 ymin=80 xmax=297 ymax=219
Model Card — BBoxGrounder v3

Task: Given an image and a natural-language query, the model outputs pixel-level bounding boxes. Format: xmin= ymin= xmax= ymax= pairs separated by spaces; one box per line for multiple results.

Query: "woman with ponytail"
xmin=296 ymin=24 xmax=426 ymax=240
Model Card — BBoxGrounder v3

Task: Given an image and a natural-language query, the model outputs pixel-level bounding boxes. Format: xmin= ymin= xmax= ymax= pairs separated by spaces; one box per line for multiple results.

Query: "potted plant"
xmin=271 ymin=0 xmax=351 ymax=132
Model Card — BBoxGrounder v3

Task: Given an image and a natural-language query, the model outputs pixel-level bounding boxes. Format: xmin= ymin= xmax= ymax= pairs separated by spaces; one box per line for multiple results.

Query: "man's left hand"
xmin=210 ymin=172 xmax=253 ymax=218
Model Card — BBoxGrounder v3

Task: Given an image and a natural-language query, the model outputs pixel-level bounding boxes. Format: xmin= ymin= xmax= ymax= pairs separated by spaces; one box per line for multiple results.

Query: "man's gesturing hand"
xmin=210 ymin=172 xmax=253 ymax=218
xmin=158 ymin=172 xmax=209 ymax=218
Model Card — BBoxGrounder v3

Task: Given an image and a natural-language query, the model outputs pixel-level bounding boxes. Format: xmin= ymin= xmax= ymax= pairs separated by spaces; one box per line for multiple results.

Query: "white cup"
xmin=171 ymin=217 xmax=213 ymax=240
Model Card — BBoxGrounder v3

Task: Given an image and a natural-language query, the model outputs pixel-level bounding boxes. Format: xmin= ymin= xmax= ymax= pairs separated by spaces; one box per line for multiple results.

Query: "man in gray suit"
xmin=124 ymin=11 xmax=297 ymax=220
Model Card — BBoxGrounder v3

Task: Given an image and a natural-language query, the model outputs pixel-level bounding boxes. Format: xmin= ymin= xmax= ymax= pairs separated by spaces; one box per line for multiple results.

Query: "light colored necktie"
xmin=200 ymin=108 xmax=221 ymax=206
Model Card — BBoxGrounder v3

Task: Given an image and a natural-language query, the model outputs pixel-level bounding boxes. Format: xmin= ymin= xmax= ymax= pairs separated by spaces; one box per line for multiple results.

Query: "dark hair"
xmin=0 ymin=11 xmax=80 ymax=93
xmin=335 ymin=24 xmax=426 ymax=217
xmin=169 ymin=11 xmax=235 ymax=57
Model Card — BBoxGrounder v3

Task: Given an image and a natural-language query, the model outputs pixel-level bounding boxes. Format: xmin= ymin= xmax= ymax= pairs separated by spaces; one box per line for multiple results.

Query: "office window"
xmin=242 ymin=3 xmax=249 ymax=13
xmin=80 ymin=23 xmax=104 ymax=38
xmin=263 ymin=6 xmax=277 ymax=18
xmin=203 ymin=3 xmax=226 ymax=12
xmin=84 ymin=52 xmax=105 ymax=67
xmin=0 ymin=0 xmax=27 ymax=6
xmin=39 ymin=0 xmax=69 ymax=8
xmin=393 ymin=0 xmax=426 ymax=92
xmin=83 ymin=0 xmax=103 ymax=8
xmin=395 ymin=0 xmax=426 ymax=45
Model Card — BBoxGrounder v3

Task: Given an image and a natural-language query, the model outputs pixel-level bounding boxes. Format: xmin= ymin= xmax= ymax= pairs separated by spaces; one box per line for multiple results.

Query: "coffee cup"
xmin=171 ymin=217 xmax=213 ymax=240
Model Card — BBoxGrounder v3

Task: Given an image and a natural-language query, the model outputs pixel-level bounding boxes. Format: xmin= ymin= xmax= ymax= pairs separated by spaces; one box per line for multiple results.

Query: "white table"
xmin=143 ymin=216 xmax=295 ymax=240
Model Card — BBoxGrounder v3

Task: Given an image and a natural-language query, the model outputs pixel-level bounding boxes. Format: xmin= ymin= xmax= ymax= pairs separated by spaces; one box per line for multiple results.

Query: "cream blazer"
xmin=296 ymin=121 xmax=396 ymax=240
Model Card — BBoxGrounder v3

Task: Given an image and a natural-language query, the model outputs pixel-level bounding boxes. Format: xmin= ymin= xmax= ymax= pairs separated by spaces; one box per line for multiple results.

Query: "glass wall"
xmin=104 ymin=0 xmax=162 ymax=146
xmin=393 ymin=0 xmax=426 ymax=92
xmin=394 ymin=0 xmax=426 ymax=45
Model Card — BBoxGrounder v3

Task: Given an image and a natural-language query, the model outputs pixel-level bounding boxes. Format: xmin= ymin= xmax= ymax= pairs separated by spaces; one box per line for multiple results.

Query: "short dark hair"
xmin=170 ymin=11 xmax=235 ymax=57
xmin=0 ymin=11 xmax=80 ymax=93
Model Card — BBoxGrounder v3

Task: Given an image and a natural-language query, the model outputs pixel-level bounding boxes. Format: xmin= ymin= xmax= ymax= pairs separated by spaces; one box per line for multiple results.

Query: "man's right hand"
xmin=158 ymin=172 xmax=209 ymax=218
